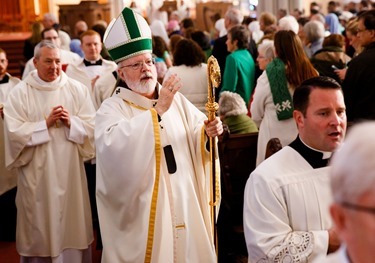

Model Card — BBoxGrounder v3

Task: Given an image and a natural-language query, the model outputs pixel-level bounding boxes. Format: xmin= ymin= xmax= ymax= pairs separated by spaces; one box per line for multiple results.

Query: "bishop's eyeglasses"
xmin=341 ymin=201 xmax=375 ymax=215
xmin=120 ymin=58 xmax=155 ymax=70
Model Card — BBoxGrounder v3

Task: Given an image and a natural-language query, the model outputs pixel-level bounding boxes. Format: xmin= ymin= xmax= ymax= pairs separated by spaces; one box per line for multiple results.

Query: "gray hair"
xmin=310 ymin=13 xmax=326 ymax=25
xmin=303 ymin=20 xmax=325 ymax=43
xmin=225 ymin=8 xmax=244 ymax=26
xmin=278 ymin=15 xmax=299 ymax=34
xmin=219 ymin=91 xmax=248 ymax=117
xmin=330 ymin=122 xmax=375 ymax=203
xmin=34 ymin=40 xmax=60 ymax=59
xmin=43 ymin=13 xmax=58 ymax=23
xmin=257 ymin=40 xmax=275 ymax=60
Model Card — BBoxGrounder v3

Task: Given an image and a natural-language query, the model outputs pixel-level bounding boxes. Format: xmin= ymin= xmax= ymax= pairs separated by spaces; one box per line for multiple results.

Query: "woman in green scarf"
xmin=219 ymin=91 xmax=258 ymax=134
xmin=251 ymin=30 xmax=318 ymax=166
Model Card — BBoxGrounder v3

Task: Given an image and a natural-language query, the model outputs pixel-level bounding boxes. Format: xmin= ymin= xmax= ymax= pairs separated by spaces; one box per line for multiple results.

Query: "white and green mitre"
xmin=103 ymin=7 xmax=152 ymax=63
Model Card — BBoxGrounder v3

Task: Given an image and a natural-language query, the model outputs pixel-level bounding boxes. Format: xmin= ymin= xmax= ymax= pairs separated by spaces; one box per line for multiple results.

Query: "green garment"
xmin=224 ymin=115 xmax=258 ymax=134
xmin=221 ymin=49 xmax=255 ymax=107
xmin=204 ymin=48 xmax=212 ymax=63
xmin=266 ymin=58 xmax=293 ymax=120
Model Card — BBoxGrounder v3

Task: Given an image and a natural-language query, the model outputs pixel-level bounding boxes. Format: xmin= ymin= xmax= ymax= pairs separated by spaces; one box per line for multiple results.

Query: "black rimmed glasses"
xmin=341 ymin=201 xmax=375 ymax=215
xmin=120 ymin=58 xmax=155 ymax=70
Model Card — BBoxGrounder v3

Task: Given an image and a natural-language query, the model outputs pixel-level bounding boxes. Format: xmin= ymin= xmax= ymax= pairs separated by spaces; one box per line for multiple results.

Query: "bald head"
xmin=42 ymin=13 xmax=58 ymax=28
xmin=75 ymin=20 xmax=88 ymax=37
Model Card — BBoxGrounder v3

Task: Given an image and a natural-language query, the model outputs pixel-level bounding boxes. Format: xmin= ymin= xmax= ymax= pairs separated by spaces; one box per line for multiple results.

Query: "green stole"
xmin=266 ymin=58 xmax=294 ymax=120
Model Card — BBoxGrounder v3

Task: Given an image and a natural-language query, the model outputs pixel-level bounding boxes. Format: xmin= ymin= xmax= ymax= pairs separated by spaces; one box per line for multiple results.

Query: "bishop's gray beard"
xmin=126 ymin=72 xmax=157 ymax=95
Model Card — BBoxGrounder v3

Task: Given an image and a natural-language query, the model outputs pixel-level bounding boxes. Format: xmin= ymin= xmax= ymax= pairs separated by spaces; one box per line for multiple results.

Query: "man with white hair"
xmin=4 ymin=40 xmax=95 ymax=262
xmin=42 ymin=12 xmax=71 ymax=51
xmin=303 ymin=20 xmax=326 ymax=57
xmin=22 ymin=27 xmax=81 ymax=79
xmin=95 ymin=7 xmax=223 ymax=263
xmin=315 ymin=122 xmax=375 ymax=262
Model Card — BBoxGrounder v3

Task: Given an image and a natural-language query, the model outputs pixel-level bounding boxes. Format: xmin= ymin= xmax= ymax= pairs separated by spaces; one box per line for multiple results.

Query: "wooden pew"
xmin=217 ymin=131 xmax=258 ymax=262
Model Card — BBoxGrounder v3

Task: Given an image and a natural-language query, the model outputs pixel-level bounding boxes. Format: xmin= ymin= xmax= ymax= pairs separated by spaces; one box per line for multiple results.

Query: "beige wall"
xmin=257 ymin=0 xmax=343 ymax=17
xmin=51 ymin=0 xmax=109 ymax=22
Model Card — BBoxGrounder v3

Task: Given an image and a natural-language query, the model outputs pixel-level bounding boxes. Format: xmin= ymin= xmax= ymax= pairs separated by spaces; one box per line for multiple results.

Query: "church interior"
xmin=0 ymin=0 xmax=366 ymax=262
xmin=0 ymin=0 xmax=328 ymax=79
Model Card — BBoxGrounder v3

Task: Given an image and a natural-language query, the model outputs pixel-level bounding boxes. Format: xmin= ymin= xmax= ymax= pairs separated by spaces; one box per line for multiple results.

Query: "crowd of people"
xmin=1 ymin=1 xmax=375 ymax=262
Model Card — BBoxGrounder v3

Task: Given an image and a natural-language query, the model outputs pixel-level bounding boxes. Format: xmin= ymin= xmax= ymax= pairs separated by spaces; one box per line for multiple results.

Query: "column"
xmin=256 ymin=0 xmax=305 ymax=16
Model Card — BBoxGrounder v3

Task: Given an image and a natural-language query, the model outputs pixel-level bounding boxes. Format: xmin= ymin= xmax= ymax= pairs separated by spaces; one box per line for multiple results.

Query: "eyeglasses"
xmin=120 ymin=58 xmax=155 ymax=70
xmin=341 ymin=201 xmax=375 ymax=215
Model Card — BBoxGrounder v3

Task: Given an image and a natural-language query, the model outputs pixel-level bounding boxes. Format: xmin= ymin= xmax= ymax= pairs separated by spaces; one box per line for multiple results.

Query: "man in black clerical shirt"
xmin=65 ymin=29 xmax=117 ymax=110
xmin=289 ymin=77 xmax=346 ymax=169
xmin=244 ymin=76 xmax=347 ymax=263
xmin=0 ymin=49 xmax=20 ymax=87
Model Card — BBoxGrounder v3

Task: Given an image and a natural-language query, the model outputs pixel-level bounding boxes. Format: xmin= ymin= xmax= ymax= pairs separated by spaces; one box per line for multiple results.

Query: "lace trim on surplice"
xmin=257 ymin=232 xmax=314 ymax=263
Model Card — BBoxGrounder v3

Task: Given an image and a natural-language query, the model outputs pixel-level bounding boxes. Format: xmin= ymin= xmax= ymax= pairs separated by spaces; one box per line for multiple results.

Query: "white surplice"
xmin=95 ymin=85 xmax=218 ymax=263
xmin=0 ymin=73 xmax=21 ymax=195
xmin=92 ymin=71 xmax=118 ymax=110
xmin=244 ymin=146 xmax=332 ymax=262
xmin=65 ymin=58 xmax=117 ymax=109
xmin=3 ymin=71 xmax=96 ymax=258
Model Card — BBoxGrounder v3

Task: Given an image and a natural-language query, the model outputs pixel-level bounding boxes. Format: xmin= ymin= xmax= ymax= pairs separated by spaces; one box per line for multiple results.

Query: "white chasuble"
xmin=3 ymin=71 xmax=95 ymax=257
xmin=65 ymin=58 xmax=117 ymax=109
xmin=95 ymin=86 xmax=219 ymax=263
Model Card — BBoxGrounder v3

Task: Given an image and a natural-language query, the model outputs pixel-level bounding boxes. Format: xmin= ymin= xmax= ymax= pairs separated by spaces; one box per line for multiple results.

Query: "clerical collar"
xmin=83 ymin=59 xmax=102 ymax=66
xmin=289 ymin=136 xmax=332 ymax=169
xmin=300 ymin=138 xmax=332 ymax=159
xmin=0 ymin=74 xmax=9 ymax=84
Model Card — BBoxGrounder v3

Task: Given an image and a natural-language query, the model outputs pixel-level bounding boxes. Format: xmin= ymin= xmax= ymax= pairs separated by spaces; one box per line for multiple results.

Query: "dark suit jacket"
xmin=342 ymin=42 xmax=375 ymax=122
xmin=212 ymin=35 xmax=230 ymax=101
